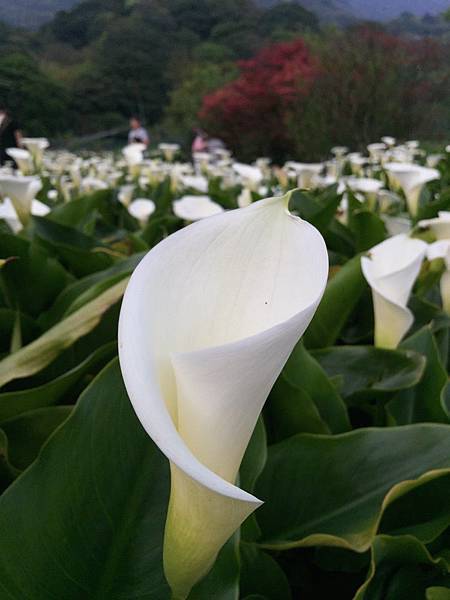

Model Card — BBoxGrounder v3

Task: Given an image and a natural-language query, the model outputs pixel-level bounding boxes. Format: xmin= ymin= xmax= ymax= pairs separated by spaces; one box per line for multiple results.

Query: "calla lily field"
xmin=1 ymin=138 xmax=450 ymax=599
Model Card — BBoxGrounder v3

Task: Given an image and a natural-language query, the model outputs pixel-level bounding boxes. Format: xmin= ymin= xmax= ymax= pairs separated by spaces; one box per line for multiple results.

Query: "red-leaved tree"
xmin=199 ymin=39 xmax=319 ymax=161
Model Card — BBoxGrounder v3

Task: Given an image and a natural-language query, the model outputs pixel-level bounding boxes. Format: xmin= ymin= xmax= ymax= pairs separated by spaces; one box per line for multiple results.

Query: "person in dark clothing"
xmin=0 ymin=106 xmax=22 ymax=165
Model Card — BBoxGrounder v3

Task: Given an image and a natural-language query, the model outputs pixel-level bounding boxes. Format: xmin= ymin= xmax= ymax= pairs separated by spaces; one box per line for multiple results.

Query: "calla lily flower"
xmin=367 ymin=142 xmax=386 ymax=161
xmin=419 ymin=212 xmax=450 ymax=240
xmin=285 ymin=162 xmax=323 ymax=189
xmin=173 ymin=195 xmax=224 ymax=221
xmin=0 ymin=175 xmax=42 ymax=226
xmin=232 ymin=163 xmax=263 ymax=191
xmin=159 ymin=143 xmax=180 ymax=162
xmin=6 ymin=148 xmax=34 ymax=175
xmin=427 ymin=240 xmax=450 ymax=314
xmin=361 ymin=234 xmax=427 ymax=348
xmin=381 ymin=136 xmax=396 ymax=147
xmin=237 ymin=187 xmax=253 ymax=208
xmin=0 ymin=197 xmax=50 ymax=232
xmin=21 ymin=137 xmax=49 ymax=166
xmin=118 ymin=191 xmax=328 ymax=598
xmin=384 ymin=163 xmax=440 ymax=216
xmin=179 ymin=175 xmax=208 ymax=193
xmin=128 ymin=198 xmax=156 ymax=225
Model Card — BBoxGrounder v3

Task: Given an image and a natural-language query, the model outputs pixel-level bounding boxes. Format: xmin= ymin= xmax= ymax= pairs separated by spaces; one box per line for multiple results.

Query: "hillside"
xmin=0 ymin=0 xmax=79 ymax=29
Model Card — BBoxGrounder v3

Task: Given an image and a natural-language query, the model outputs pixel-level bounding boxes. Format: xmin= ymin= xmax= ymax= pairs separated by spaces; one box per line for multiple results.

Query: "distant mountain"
xmin=257 ymin=0 xmax=450 ymax=22
xmin=0 ymin=0 xmax=80 ymax=29
xmin=346 ymin=0 xmax=450 ymax=21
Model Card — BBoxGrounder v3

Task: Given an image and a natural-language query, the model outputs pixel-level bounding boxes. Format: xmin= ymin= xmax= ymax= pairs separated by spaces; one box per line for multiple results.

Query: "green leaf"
xmin=240 ymin=543 xmax=291 ymax=600
xmin=0 ymin=429 xmax=19 ymax=491
xmin=254 ymin=425 xmax=450 ymax=552
xmin=32 ymin=216 xmax=115 ymax=276
xmin=303 ymin=255 xmax=367 ymax=349
xmin=349 ymin=210 xmax=387 ymax=253
xmin=388 ymin=326 xmax=449 ymax=425
xmin=312 ymin=346 xmax=425 ymax=404
xmin=0 ymin=234 xmax=71 ymax=317
xmin=427 ymin=587 xmax=450 ymax=600
xmin=289 ymin=187 xmax=340 ymax=234
xmin=354 ymin=535 xmax=450 ymax=600
xmin=0 ymin=342 xmax=116 ymax=421
xmin=1 ymin=406 xmax=72 ymax=470
xmin=0 ymin=359 xmax=171 ymax=599
xmin=0 ymin=278 xmax=128 ymax=388
xmin=240 ymin=417 xmax=267 ymax=494
xmin=269 ymin=342 xmax=350 ymax=436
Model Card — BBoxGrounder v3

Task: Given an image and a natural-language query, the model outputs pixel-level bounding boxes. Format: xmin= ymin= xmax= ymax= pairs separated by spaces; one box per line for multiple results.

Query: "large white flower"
xmin=173 ymin=195 xmax=223 ymax=221
xmin=118 ymin=192 xmax=328 ymax=598
xmin=361 ymin=234 xmax=427 ymax=348
xmin=384 ymin=163 xmax=440 ymax=217
xmin=0 ymin=175 xmax=43 ymax=226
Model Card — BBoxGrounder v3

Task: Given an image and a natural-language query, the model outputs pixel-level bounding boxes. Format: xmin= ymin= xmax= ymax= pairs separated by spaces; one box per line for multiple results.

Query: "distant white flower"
xmin=179 ymin=175 xmax=209 ymax=194
xmin=6 ymin=148 xmax=34 ymax=175
xmin=381 ymin=136 xmax=396 ymax=147
xmin=361 ymin=234 xmax=427 ymax=348
xmin=173 ymin=195 xmax=224 ymax=221
xmin=232 ymin=163 xmax=263 ymax=191
xmin=21 ymin=138 xmax=49 ymax=166
xmin=0 ymin=175 xmax=42 ymax=226
xmin=128 ymin=198 xmax=156 ymax=225
xmin=285 ymin=162 xmax=323 ymax=189
xmin=384 ymin=163 xmax=440 ymax=216
xmin=159 ymin=143 xmax=180 ymax=162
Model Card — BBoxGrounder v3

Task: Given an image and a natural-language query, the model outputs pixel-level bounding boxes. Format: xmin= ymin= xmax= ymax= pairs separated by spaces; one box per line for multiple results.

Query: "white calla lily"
xmin=128 ymin=198 xmax=156 ymax=225
xmin=427 ymin=240 xmax=450 ymax=314
xmin=418 ymin=212 xmax=450 ymax=240
xmin=361 ymin=234 xmax=427 ymax=348
xmin=0 ymin=175 xmax=42 ymax=226
xmin=285 ymin=162 xmax=323 ymax=189
xmin=21 ymin=137 xmax=49 ymax=166
xmin=179 ymin=174 xmax=208 ymax=193
xmin=232 ymin=163 xmax=263 ymax=191
xmin=0 ymin=197 xmax=50 ymax=232
xmin=237 ymin=187 xmax=253 ymax=208
xmin=118 ymin=191 xmax=328 ymax=597
xmin=5 ymin=148 xmax=34 ymax=175
xmin=173 ymin=195 xmax=223 ymax=221
xmin=384 ymin=163 xmax=440 ymax=216
xmin=159 ymin=143 xmax=180 ymax=162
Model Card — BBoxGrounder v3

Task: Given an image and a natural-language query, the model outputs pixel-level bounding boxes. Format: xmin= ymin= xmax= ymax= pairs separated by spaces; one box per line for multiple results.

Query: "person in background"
xmin=0 ymin=105 xmax=22 ymax=165
xmin=191 ymin=128 xmax=208 ymax=153
xmin=128 ymin=116 xmax=149 ymax=146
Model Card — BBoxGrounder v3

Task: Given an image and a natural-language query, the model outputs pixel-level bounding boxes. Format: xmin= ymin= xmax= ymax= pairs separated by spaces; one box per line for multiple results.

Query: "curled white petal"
xmin=384 ymin=163 xmax=440 ymax=216
xmin=419 ymin=212 xmax=450 ymax=240
xmin=0 ymin=175 xmax=42 ymax=225
xmin=361 ymin=234 xmax=427 ymax=348
xmin=118 ymin=193 xmax=328 ymax=596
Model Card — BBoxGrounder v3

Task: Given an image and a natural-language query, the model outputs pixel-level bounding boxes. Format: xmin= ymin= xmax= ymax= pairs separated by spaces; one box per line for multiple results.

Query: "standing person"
xmin=128 ymin=116 xmax=149 ymax=147
xmin=191 ymin=128 xmax=208 ymax=153
xmin=0 ymin=105 xmax=22 ymax=166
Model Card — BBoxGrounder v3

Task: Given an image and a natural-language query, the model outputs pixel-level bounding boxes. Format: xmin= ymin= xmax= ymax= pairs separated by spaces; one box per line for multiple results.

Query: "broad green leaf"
xmin=1 ymin=406 xmax=72 ymax=470
xmin=379 ymin=471 xmax=450 ymax=543
xmin=255 ymin=425 xmax=450 ymax=552
xmin=240 ymin=543 xmax=291 ymax=600
xmin=304 ymin=255 xmax=367 ymax=349
xmin=350 ymin=210 xmax=387 ymax=253
xmin=269 ymin=342 xmax=350 ymax=435
xmin=32 ymin=216 xmax=115 ymax=276
xmin=388 ymin=326 xmax=449 ymax=424
xmin=0 ymin=308 xmax=40 ymax=354
xmin=0 ymin=234 xmax=71 ymax=317
xmin=0 ymin=360 xmax=171 ymax=599
xmin=289 ymin=187 xmax=340 ymax=234
xmin=354 ymin=535 xmax=450 ymax=600
xmin=312 ymin=346 xmax=425 ymax=404
xmin=240 ymin=417 xmax=267 ymax=494
xmin=38 ymin=253 xmax=143 ymax=329
xmin=0 ymin=278 xmax=127 ymax=388
xmin=0 ymin=342 xmax=116 ymax=421
xmin=0 ymin=429 xmax=18 ymax=491
xmin=427 ymin=587 xmax=450 ymax=600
